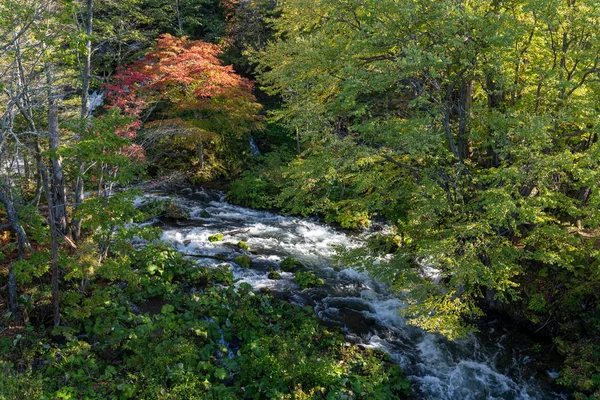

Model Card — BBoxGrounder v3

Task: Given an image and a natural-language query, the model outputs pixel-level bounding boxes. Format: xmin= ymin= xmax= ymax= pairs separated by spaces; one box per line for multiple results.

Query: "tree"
xmin=106 ymin=34 xmax=262 ymax=180
xmin=256 ymin=0 xmax=600 ymax=341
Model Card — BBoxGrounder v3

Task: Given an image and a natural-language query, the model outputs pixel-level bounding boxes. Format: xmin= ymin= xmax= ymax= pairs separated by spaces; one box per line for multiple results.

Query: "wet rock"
xmin=167 ymin=201 xmax=189 ymax=219
xmin=326 ymin=297 xmax=373 ymax=313
xmin=338 ymin=308 xmax=376 ymax=334
xmin=200 ymin=209 xmax=211 ymax=218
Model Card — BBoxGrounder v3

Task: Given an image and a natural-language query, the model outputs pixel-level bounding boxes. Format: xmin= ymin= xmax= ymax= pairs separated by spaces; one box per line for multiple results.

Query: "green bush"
xmin=281 ymin=256 xmax=303 ymax=272
xmin=0 ymin=244 xmax=409 ymax=400
xmin=268 ymin=271 xmax=281 ymax=280
xmin=234 ymin=255 xmax=252 ymax=268
xmin=295 ymin=271 xmax=325 ymax=289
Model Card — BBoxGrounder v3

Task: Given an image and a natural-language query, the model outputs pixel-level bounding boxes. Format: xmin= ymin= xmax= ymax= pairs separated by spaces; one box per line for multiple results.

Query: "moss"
xmin=268 ymin=271 xmax=281 ymax=280
xmin=237 ymin=241 xmax=250 ymax=251
xmin=208 ymin=233 xmax=224 ymax=242
xmin=167 ymin=201 xmax=189 ymax=219
xmin=234 ymin=255 xmax=252 ymax=268
xmin=281 ymin=256 xmax=303 ymax=272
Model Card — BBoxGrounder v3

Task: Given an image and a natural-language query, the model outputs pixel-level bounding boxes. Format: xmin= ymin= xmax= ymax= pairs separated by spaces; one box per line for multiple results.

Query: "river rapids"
xmin=137 ymin=187 xmax=567 ymax=400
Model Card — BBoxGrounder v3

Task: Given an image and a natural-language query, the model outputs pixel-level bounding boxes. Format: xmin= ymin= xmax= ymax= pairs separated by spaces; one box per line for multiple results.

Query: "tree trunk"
xmin=44 ymin=58 xmax=68 ymax=234
xmin=176 ymin=0 xmax=183 ymax=34
xmin=80 ymin=0 xmax=93 ymax=120
xmin=73 ymin=0 xmax=93 ymax=241
xmin=40 ymin=164 xmax=60 ymax=327
xmin=0 ymin=184 xmax=31 ymax=320
xmin=197 ymin=142 xmax=204 ymax=169
xmin=457 ymin=79 xmax=474 ymax=160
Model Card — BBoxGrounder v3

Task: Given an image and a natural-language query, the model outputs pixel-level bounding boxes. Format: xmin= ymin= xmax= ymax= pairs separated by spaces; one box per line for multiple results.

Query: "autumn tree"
xmin=106 ymin=34 xmax=262 ymax=180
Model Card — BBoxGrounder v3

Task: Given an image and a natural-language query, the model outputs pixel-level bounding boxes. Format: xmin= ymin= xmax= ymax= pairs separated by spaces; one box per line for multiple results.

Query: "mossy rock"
xmin=234 ymin=255 xmax=252 ymax=268
xmin=209 ymin=233 xmax=224 ymax=242
xmin=200 ymin=209 xmax=212 ymax=218
xmin=238 ymin=241 xmax=250 ymax=251
xmin=167 ymin=201 xmax=189 ymax=219
xmin=295 ymin=271 xmax=324 ymax=289
xmin=138 ymin=198 xmax=169 ymax=217
xmin=281 ymin=256 xmax=303 ymax=272
xmin=268 ymin=271 xmax=281 ymax=280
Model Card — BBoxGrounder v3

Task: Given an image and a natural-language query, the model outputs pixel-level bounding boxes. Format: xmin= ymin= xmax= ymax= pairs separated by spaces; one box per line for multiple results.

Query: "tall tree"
xmin=257 ymin=0 xmax=600 ymax=338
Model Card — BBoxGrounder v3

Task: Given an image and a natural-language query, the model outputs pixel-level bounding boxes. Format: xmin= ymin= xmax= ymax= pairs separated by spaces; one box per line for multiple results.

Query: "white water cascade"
xmin=139 ymin=187 xmax=567 ymax=400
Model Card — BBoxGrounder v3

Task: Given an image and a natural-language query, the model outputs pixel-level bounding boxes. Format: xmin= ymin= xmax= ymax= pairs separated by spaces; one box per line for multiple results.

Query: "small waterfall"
xmin=249 ymin=138 xmax=261 ymax=156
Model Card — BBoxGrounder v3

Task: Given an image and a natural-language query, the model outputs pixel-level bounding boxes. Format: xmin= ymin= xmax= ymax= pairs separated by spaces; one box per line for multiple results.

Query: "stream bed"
xmin=140 ymin=187 xmax=568 ymax=400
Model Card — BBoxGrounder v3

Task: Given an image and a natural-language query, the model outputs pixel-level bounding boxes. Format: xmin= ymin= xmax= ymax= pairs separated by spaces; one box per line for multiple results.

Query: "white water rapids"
xmin=139 ymin=187 xmax=567 ymax=400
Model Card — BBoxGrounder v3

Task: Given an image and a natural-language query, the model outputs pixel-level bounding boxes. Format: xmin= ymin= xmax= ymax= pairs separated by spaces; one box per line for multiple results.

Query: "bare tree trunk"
xmin=80 ymin=0 xmax=93 ymax=120
xmin=73 ymin=0 xmax=93 ymax=241
xmin=39 ymin=163 xmax=60 ymax=327
xmin=457 ymin=79 xmax=474 ymax=161
xmin=44 ymin=58 xmax=68 ymax=234
xmin=176 ymin=0 xmax=183 ymax=34
xmin=0 ymin=184 xmax=31 ymax=320
xmin=197 ymin=142 xmax=204 ymax=169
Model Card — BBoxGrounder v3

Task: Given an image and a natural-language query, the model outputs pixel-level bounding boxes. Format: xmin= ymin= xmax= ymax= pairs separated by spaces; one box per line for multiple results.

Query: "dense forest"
xmin=0 ymin=0 xmax=599 ymax=399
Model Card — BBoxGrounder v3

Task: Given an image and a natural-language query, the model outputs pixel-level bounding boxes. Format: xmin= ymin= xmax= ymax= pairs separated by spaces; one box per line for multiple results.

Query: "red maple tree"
xmin=105 ymin=34 xmax=262 ymax=174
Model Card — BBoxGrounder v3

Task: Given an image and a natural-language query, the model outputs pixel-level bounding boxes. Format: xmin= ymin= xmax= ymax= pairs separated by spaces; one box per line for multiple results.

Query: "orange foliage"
xmin=106 ymin=34 xmax=257 ymax=119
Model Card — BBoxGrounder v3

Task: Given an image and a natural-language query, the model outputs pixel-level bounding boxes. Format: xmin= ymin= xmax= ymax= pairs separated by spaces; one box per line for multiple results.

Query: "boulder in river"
xmin=200 ymin=209 xmax=211 ymax=218
xmin=167 ymin=201 xmax=189 ymax=219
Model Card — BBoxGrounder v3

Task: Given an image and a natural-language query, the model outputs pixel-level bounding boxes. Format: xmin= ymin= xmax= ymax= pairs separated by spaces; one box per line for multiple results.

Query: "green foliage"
xmin=0 ymin=243 xmax=409 ymax=400
xmin=268 ymin=271 xmax=281 ymax=280
xmin=281 ymin=256 xmax=303 ymax=272
xmin=227 ymin=169 xmax=279 ymax=209
xmin=251 ymin=0 xmax=600 ymax=358
xmin=556 ymin=339 xmax=600 ymax=399
xmin=237 ymin=241 xmax=250 ymax=251
xmin=233 ymin=255 xmax=252 ymax=268
xmin=295 ymin=271 xmax=325 ymax=289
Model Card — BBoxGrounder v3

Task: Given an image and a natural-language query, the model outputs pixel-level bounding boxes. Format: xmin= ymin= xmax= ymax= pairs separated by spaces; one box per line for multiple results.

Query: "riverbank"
xmin=0 ymin=185 xmax=410 ymax=399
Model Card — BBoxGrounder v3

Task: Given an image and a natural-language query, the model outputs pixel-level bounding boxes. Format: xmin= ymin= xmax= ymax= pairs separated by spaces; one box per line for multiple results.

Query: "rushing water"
xmin=139 ymin=187 xmax=567 ymax=400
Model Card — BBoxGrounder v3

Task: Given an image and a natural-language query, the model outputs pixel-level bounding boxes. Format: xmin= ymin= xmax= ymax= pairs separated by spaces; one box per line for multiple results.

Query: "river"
xmin=138 ymin=186 xmax=568 ymax=400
